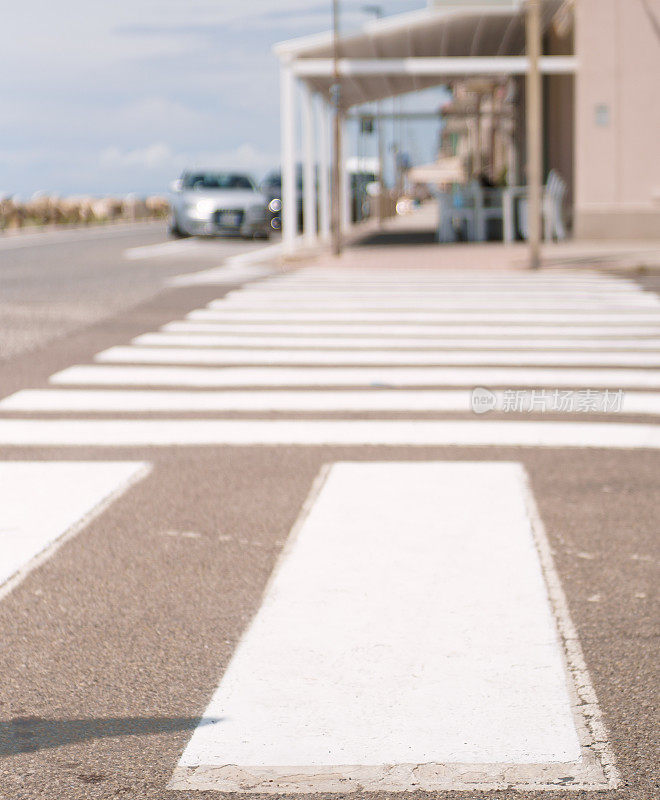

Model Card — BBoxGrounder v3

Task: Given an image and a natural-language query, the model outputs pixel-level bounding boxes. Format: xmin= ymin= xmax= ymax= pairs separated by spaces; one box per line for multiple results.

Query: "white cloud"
xmin=100 ymin=142 xmax=175 ymax=169
xmin=98 ymin=141 xmax=278 ymax=175
xmin=0 ymin=0 xmax=425 ymax=194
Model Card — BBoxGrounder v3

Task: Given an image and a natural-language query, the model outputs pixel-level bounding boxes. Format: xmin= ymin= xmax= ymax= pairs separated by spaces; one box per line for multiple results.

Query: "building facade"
xmin=574 ymin=0 xmax=660 ymax=238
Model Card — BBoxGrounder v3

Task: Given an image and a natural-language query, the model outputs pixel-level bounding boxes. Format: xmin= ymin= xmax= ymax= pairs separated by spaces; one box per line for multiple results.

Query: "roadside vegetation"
xmin=0 ymin=194 xmax=170 ymax=232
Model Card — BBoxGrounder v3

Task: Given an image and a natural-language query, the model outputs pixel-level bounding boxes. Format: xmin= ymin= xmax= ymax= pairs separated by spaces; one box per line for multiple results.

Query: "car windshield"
xmin=263 ymin=168 xmax=303 ymax=191
xmin=183 ymin=172 xmax=254 ymax=191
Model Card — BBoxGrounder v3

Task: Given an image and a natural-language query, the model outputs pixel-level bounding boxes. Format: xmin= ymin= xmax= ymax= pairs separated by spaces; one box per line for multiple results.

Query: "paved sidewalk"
xmin=287 ymin=202 xmax=660 ymax=273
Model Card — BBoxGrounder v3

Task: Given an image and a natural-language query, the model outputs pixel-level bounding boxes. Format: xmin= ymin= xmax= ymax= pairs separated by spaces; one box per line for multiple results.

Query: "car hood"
xmin=178 ymin=189 xmax=265 ymax=207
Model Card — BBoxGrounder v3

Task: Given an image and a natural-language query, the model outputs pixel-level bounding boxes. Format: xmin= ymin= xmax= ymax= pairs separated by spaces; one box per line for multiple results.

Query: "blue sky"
xmin=0 ymin=1 xmax=447 ymax=197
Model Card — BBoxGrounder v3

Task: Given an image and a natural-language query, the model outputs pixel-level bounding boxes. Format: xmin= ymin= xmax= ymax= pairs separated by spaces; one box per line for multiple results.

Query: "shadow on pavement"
xmin=0 ymin=715 xmax=220 ymax=756
xmin=352 ymin=229 xmax=437 ymax=247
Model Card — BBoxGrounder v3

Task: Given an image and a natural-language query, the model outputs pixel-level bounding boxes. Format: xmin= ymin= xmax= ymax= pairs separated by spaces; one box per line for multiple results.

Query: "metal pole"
xmin=526 ymin=0 xmax=542 ymax=270
xmin=331 ymin=0 xmax=342 ymax=256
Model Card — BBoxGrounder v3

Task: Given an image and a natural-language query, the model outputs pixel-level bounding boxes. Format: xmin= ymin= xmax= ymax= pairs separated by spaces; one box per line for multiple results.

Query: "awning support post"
xmin=526 ymin=0 xmax=542 ymax=269
xmin=302 ymin=85 xmax=317 ymax=245
xmin=280 ymin=60 xmax=298 ymax=254
xmin=341 ymin=114 xmax=352 ymax=233
xmin=318 ymin=96 xmax=331 ymax=241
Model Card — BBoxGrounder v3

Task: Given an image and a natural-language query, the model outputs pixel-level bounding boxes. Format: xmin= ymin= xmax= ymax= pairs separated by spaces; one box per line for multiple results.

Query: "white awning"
xmin=274 ymin=1 xmax=571 ymax=108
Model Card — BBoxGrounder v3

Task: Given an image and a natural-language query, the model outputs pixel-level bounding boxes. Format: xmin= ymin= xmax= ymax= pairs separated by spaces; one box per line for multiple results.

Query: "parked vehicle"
xmin=169 ymin=171 xmax=269 ymax=239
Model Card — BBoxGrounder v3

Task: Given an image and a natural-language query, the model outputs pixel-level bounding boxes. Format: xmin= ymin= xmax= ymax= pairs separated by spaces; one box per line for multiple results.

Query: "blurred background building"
xmin=276 ymin=0 xmax=660 ymax=249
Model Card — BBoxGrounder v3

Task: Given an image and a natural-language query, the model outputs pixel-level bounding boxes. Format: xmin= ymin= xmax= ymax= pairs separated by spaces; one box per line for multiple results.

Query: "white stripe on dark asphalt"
xmin=0 ymin=419 xmax=658 ymax=447
xmin=236 ymin=284 xmax=647 ymax=293
xmin=187 ymin=309 xmax=660 ymax=324
xmin=50 ymin=364 xmax=660 ymax=388
xmin=133 ymin=332 xmax=660 ymax=350
xmin=163 ymin=321 xmax=660 ymax=337
xmin=170 ymin=462 xmax=615 ymax=793
xmin=215 ymin=297 xmax=660 ymax=309
xmin=4 ymin=388 xmax=660 ymax=414
xmin=94 ymin=345 xmax=660 ymax=367
xmin=0 ymin=462 xmax=149 ymax=599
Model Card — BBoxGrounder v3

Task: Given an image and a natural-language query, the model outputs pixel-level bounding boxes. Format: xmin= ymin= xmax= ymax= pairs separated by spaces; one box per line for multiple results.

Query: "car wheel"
xmin=169 ymin=220 xmax=190 ymax=239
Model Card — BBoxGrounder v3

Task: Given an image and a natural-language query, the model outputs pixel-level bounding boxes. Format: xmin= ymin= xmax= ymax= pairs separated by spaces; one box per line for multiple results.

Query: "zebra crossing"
xmin=2 ymin=264 xmax=652 ymax=794
xmin=1 ymin=268 xmax=660 ymax=448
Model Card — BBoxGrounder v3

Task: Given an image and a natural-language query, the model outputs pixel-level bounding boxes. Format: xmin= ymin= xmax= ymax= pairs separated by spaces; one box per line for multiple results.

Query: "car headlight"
xmin=184 ymin=199 xmax=215 ymax=217
xmin=268 ymin=198 xmax=282 ymax=213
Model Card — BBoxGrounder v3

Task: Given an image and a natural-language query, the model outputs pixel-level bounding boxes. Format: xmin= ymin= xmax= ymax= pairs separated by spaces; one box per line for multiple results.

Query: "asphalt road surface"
xmin=0 ymin=234 xmax=657 ymax=800
xmin=0 ymin=223 xmax=274 ymax=362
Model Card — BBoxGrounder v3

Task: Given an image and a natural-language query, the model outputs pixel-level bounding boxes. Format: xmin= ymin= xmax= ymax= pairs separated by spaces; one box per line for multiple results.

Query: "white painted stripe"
xmin=50 ymin=364 xmax=660 ymax=388
xmin=243 ymin=275 xmax=640 ymax=284
xmin=260 ymin=290 xmax=634 ymax=297
xmin=164 ymin=242 xmax=281 ymax=280
xmin=239 ymin=283 xmax=643 ymax=292
xmin=167 ymin=264 xmax=274 ymax=287
xmin=175 ymin=461 xmax=585 ymax=788
xmin=266 ymin=270 xmax=622 ymax=280
xmin=95 ymin=346 xmax=660 ymax=368
xmin=164 ymin=321 xmax=660 ymax=337
xmin=0 ymin=419 xmax=658 ymax=448
xmin=263 ymin=278 xmax=638 ymax=288
xmin=0 ymin=462 xmax=149 ymax=598
xmin=123 ymin=240 xmax=208 ymax=260
xmin=216 ymin=302 xmax=659 ymax=313
xmin=5 ymin=388 xmax=660 ymax=414
xmin=188 ymin=309 xmax=660 ymax=324
xmin=134 ymin=332 xmax=660 ymax=350
xmin=267 ymin=267 xmax=620 ymax=275
xmin=216 ymin=297 xmax=659 ymax=309
xmin=260 ymin=283 xmax=640 ymax=292
xmin=217 ymin=291 xmax=657 ymax=302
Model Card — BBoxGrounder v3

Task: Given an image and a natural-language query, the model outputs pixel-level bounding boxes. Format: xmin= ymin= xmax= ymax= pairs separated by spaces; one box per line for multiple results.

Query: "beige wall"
xmin=575 ymin=0 xmax=660 ymax=238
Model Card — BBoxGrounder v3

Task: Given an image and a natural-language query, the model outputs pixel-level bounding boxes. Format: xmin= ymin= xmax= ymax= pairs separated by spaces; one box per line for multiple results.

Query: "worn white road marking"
xmin=50 ymin=364 xmax=660 ymax=388
xmin=3 ymin=388 xmax=660 ymax=415
xmin=0 ymin=462 xmax=149 ymax=599
xmin=188 ymin=308 xmax=660 ymax=324
xmin=167 ymin=265 xmax=274 ymax=287
xmin=0 ymin=419 xmax=658 ymax=448
xmin=134 ymin=332 xmax=660 ymax=351
xmin=163 ymin=321 xmax=660 ymax=337
xmin=170 ymin=462 xmax=615 ymax=793
xmin=94 ymin=345 xmax=660 ymax=368
xmin=123 ymin=240 xmax=209 ymax=260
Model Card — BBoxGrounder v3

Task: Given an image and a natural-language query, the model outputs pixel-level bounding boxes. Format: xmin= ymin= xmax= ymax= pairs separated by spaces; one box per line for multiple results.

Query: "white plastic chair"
xmin=517 ymin=170 xmax=567 ymax=241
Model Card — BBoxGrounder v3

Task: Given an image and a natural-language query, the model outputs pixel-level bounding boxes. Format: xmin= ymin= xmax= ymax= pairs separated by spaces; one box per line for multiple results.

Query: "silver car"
xmin=169 ymin=170 xmax=270 ymax=239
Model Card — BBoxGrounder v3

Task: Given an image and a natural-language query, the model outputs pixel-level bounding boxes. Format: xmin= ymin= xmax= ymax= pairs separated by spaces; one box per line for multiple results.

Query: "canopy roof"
xmin=274 ymin=0 xmax=569 ymax=107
